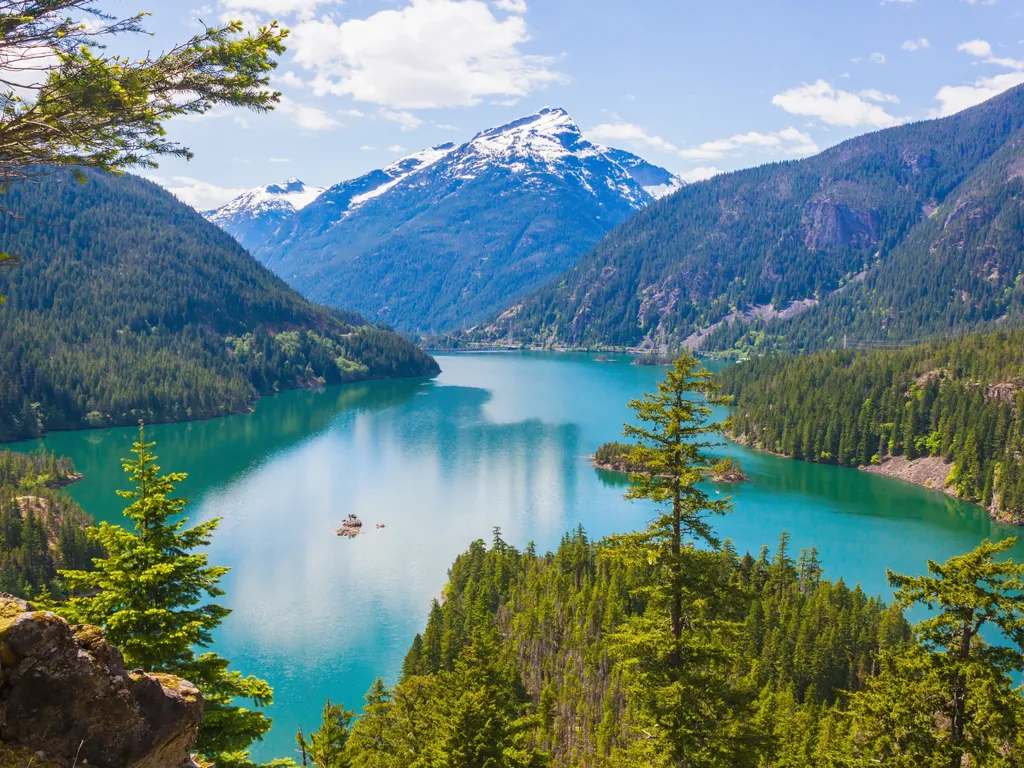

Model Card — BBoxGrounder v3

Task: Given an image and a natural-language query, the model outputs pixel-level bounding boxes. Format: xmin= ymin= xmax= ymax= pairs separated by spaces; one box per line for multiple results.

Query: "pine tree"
xmin=604 ymin=354 xmax=760 ymax=767
xmin=57 ymin=424 xmax=279 ymax=764
xmin=845 ymin=539 xmax=1024 ymax=767
xmin=296 ymin=700 xmax=354 ymax=768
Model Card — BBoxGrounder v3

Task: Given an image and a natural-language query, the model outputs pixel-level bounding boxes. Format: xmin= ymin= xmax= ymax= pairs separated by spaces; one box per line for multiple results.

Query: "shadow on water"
xmin=9 ymin=377 xmax=435 ymax=524
xmin=7 ymin=351 xmax=1024 ymax=761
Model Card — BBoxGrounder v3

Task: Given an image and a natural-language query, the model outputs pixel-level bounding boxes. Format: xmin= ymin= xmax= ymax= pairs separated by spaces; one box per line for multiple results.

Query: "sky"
xmin=101 ymin=0 xmax=1024 ymax=209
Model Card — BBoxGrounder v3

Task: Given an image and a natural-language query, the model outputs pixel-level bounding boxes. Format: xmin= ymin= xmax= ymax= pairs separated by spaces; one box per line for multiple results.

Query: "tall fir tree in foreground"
xmin=58 ymin=424 xmax=284 ymax=767
xmin=605 ymin=353 xmax=760 ymax=767
xmin=840 ymin=538 xmax=1024 ymax=767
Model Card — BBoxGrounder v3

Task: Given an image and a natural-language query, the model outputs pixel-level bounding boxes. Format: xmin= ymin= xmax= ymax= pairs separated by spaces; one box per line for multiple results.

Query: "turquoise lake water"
xmin=13 ymin=352 xmax=1023 ymax=761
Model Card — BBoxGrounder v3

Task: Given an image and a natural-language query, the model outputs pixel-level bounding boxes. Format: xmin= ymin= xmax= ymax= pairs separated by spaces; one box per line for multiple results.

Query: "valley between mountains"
xmin=7 ymin=24 xmax=1024 ymax=768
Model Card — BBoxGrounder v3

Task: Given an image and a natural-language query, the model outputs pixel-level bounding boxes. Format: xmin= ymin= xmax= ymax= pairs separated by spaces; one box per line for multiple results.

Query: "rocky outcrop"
xmin=336 ymin=515 xmax=364 ymax=537
xmin=860 ymin=455 xmax=954 ymax=496
xmin=0 ymin=596 xmax=203 ymax=768
xmin=801 ymin=198 xmax=878 ymax=251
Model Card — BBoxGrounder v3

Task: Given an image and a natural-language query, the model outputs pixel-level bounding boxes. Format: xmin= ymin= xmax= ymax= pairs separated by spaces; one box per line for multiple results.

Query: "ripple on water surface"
xmin=13 ymin=352 xmax=1022 ymax=761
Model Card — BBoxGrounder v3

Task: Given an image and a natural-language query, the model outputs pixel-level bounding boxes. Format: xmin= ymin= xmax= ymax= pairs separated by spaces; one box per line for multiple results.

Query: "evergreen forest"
xmin=718 ymin=328 xmax=1024 ymax=522
xmin=0 ymin=449 xmax=101 ymax=597
xmin=288 ymin=356 xmax=1024 ymax=768
xmin=0 ymin=170 xmax=439 ymax=443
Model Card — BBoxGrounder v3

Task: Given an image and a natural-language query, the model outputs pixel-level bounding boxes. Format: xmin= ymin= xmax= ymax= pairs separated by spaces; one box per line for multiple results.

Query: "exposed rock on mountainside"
xmin=249 ymin=107 xmax=683 ymax=332
xmin=470 ymin=84 xmax=1024 ymax=352
xmin=0 ymin=596 xmax=202 ymax=768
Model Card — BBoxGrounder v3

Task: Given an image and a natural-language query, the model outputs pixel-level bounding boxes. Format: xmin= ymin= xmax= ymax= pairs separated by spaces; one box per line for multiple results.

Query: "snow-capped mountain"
xmin=249 ymin=107 xmax=683 ymax=332
xmin=205 ymin=178 xmax=324 ymax=252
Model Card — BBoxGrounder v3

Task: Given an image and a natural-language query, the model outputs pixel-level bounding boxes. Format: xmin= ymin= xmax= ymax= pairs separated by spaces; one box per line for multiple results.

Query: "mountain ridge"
xmin=0 ymin=169 xmax=438 ymax=442
xmin=207 ymin=107 xmax=682 ymax=333
xmin=204 ymin=177 xmax=325 ymax=252
xmin=465 ymin=86 xmax=1024 ymax=352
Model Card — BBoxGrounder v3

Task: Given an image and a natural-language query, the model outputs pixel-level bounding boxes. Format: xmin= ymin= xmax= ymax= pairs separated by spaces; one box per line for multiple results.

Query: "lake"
xmin=13 ymin=352 xmax=1023 ymax=762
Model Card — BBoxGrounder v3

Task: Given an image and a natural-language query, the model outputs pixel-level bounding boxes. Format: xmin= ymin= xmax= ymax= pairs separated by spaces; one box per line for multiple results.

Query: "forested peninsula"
xmin=0 ymin=449 xmax=100 ymax=596
xmin=0 ymin=170 xmax=439 ymax=443
xmin=718 ymin=329 xmax=1024 ymax=523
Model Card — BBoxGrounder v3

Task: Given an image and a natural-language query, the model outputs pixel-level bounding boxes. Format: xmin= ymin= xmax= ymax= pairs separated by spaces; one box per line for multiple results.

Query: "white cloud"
xmin=955 ymin=39 xmax=1024 ymax=70
xmin=360 ymin=145 xmax=376 ymax=151
xmin=275 ymin=71 xmax=307 ymax=90
xmin=958 ymin=39 xmax=993 ymax=58
xmin=935 ymin=71 xmax=1024 ymax=115
xmin=586 ymin=122 xmax=677 ymax=152
xmin=278 ymin=96 xmax=340 ymax=131
xmin=380 ymin=108 xmax=424 ymax=131
xmin=158 ymin=176 xmax=245 ymax=210
xmin=387 ymin=144 xmax=407 ymax=153
xmin=269 ymin=157 xmax=290 ymax=163
xmin=870 ymin=52 xmax=887 ymax=65
xmin=859 ymin=88 xmax=900 ymax=104
xmin=679 ymin=166 xmax=723 ymax=183
xmin=772 ymin=80 xmax=903 ymax=128
xmin=289 ymin=0 xmax=564 ymax=110
xmin=902 ymin=38 xmax=930 ymax=51
xmin=934 ymin=39 xmax=1024 ymax=116
xmin=678 ymin=127 xmax=818 ymax=161
xmin=492 ymin=0 xmax=527 ymax=11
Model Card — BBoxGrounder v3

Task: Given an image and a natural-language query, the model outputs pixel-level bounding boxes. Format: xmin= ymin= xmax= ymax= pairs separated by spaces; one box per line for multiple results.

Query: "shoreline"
xmin=0 ymin=372 xmax=439 ymax=447
xmin=728 ymin=432 xmax=1022 ymax=527
xmin=588 ymin=457 xmax=748 ymax=484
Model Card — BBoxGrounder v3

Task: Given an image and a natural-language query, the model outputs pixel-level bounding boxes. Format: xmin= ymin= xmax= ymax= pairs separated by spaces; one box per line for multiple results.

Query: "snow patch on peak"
xmin=207 ymin=178 xmax=325 ymax=223
xmin=349 ymin=142 xmax=458 ymax=209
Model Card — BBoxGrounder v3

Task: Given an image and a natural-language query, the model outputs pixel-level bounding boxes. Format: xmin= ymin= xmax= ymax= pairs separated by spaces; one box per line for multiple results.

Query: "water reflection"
xmin=8 ymin=352 xmax=1024 ymax=761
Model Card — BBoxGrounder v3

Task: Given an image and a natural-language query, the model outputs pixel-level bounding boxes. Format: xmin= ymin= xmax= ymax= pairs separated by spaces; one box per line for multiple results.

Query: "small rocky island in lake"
xmin=591 ymin=441 xmax=640 ymax=473
xmin=336 ymin=514 xmax=364 ymax=537
xmin=631 ymin=353 xmax=674 ymax=366
xmin=710 ymin=457 xmax=748 ymax=483
xmin=592 ymin=442 xmax=748 ymax=484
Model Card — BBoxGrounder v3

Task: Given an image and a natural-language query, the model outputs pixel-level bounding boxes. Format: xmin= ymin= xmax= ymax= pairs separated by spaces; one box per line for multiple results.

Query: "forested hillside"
xmin=470 ymin=84 xmax=1024 ymax=351
xmin=0 ymin=449 xmax=100 ymax=597
xmin=718 ymin=329 xmax=1024 ymax=522
xmin=358 ymin=529 xmax=908 ymax=767
xmin=305 ymin=526 xmax=1024 ymax=767
xmin=0 ymin=170 xmax=439 ymax=442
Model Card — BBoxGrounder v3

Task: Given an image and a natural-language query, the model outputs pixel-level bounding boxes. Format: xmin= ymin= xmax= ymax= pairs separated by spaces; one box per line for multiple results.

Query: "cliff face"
xmin=0 ymin=596 xmax=203 ymax=768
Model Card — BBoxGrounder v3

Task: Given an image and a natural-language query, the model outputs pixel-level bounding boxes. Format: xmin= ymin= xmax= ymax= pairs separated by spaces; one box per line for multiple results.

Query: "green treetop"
xmin=604 ymin=354 xmax=759 ymax=767
xmin=57 ymin=424 xmax=280 ymax=765
xmin=842 ymin=538 xmax=1024 ymax=767
xmin=0 ymin=0 xmax=286 ymax=187
xmin=296 ymin=699 xmax=354 ymax=768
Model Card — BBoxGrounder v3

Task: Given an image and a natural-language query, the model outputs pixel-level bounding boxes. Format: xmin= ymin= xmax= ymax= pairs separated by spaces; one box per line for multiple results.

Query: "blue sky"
xmin=115 ymin=0 xmax=1024 ymax=209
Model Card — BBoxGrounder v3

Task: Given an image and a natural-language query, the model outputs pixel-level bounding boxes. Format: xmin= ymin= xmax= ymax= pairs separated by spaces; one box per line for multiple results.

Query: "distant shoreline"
xmin=728 ymin=432 xmax=1022 ymax=527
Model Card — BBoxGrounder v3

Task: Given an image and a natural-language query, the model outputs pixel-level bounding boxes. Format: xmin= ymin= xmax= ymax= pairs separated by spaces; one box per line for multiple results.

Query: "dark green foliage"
xmin=57 ymin=428 xmax=278 ymax=765
xmin=470 ymin=84 xmax=1024 ymax=351
xmin=593 ymin=442 xmax=637 ymax=472
xmin=717 ymin=329 xmax=1024 ymax=518
xmin=0 ymin=169 xmax=439 ymax=443
xmin=297 ymin=700 xmax=354 ymax=768
xmin=0 ymin=448 xmax=100 ymax=598
xmin=839 ymin=539 xmax=1024 ymax=767
xmin=359 ymin=529 xmax=908 ymax=768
